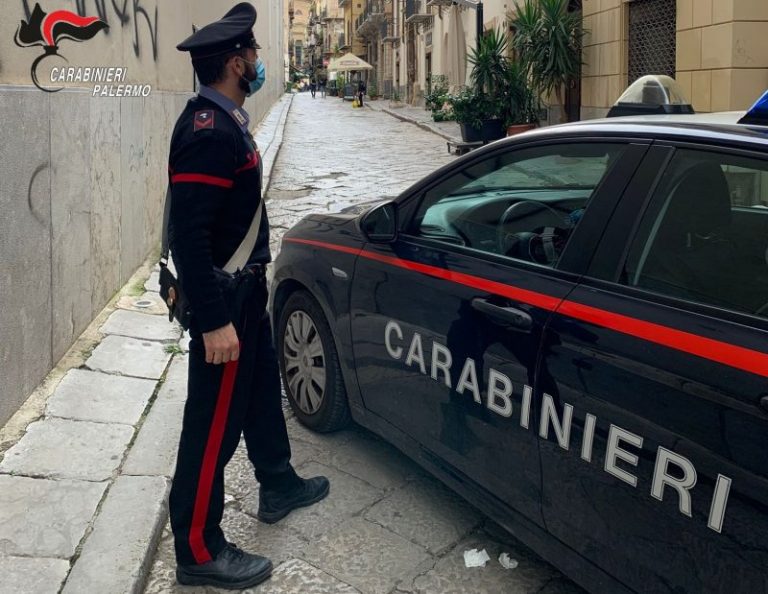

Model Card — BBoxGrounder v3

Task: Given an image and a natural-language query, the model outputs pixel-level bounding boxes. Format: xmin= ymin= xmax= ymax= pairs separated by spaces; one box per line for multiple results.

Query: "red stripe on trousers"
xmin=188 ymin=356 xmax=240 ymax=563
xmin=172 ymin=173 xmax=234 ymax=188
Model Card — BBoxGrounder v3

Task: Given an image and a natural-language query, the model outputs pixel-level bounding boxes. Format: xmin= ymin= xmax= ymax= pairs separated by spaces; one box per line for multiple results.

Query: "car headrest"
xmin=654 ymin=162 xmax=732 ymax=249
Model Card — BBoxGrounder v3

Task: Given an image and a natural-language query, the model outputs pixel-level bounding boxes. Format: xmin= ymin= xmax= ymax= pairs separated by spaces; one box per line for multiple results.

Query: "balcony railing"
xmin=355 ymin=0 xmax=386 ymax=38
xmin=405 ymin=0 xmax=433 ymax=24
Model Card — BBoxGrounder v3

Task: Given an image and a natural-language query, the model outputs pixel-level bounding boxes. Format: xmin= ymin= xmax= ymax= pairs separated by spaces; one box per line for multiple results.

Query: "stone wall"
xmin=0 ymin=1 xmax=286 ymax=427
xmin=582 ymin=0 xmax=768 ymax=119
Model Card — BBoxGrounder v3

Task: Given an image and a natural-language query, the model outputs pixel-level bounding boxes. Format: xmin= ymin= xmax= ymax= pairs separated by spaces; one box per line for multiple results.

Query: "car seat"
xmin=635 ymin=162 xmax=743 ymax=309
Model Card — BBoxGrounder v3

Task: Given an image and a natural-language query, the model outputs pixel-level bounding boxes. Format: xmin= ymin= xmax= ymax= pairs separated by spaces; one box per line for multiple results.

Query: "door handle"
xmin=471 ymin=298 xmax=533 ymax=331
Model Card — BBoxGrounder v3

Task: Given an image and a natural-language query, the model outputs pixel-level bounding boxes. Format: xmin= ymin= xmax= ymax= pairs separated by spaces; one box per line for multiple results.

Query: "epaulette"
xmin=194 ymin=110 xmax=215 ymax=132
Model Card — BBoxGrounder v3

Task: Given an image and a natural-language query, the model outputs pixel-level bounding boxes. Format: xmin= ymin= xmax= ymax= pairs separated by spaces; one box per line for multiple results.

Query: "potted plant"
xmin=510 ymin=0 xmax=585 ymax=123
xmin=425 ymin=75 xmax=449 ymax=113
xmin=447 ymin=86 xmax=487 ymax=142
xmin=501 ymin=60 xmax=541 ymax=135
xmin=468 ymin=28 xmax=509 ymax=142
xmin=367 ymin=80 xmax=378 ymax=100
xmin=390 ymin=89 xmax=405 ymax=108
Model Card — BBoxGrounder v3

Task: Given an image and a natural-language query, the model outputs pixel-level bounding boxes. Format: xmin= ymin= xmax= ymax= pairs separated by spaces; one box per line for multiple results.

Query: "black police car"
xmin=271 ymin=80 xmax=768 ymax=593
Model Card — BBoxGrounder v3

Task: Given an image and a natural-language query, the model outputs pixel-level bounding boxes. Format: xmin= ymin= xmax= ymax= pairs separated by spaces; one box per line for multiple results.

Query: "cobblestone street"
xmin=143 ymin=93 xmax=583 ymax=594
xmin=264 ymin=92 xmax=457 ymax=255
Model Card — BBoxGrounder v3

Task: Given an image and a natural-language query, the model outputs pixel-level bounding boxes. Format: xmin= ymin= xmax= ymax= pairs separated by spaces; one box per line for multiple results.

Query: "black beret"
xmin=178 ymin=3 xmax=261 ymax=60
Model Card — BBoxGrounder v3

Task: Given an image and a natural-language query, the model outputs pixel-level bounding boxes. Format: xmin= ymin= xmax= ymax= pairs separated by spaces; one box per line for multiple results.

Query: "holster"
xmin=160 ymin=265 xmax=263 ymax=333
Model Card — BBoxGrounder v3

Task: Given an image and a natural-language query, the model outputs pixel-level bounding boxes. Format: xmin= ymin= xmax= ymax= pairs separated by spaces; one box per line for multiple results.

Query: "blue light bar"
xmin=738 ymin=90 xmax=768 ymax=125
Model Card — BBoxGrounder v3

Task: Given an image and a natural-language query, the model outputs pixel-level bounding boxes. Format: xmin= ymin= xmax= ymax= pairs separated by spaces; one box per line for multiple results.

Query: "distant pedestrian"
xmin=358 ymin=79 xmax=366 ymax=107
xmin=309 ymin=77 xmax=317 ymax=98
xmin=319 ymin=78 xmax=327 ymax=98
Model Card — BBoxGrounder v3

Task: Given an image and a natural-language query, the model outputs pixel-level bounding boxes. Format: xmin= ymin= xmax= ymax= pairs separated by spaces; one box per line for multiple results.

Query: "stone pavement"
xmin=365 ymin=99 xmax=461 ymax=144
xmin=0 ymin=91 xmax=582 ymax=594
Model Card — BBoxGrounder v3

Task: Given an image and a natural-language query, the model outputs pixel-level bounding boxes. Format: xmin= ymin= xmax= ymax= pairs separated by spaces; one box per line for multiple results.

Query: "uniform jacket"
xmin=168 ymin=93 xmax=269 ymax=333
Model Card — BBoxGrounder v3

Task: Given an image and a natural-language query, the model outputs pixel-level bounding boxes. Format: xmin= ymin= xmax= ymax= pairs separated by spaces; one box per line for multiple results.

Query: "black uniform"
xmin=167 ymin=91 xmax=298 ymax=566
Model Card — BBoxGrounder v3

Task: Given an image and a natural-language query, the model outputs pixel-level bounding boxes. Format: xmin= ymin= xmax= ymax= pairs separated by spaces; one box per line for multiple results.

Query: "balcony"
xmin=405 ymin=0 xmax=433 ymax=24
xmin=337 ymin=33 xmax=349 ymax=50
xmin=381 ymin=18 xmax=399 ymax=44
xmin=355 ymin=0 xmax=386 ymax=38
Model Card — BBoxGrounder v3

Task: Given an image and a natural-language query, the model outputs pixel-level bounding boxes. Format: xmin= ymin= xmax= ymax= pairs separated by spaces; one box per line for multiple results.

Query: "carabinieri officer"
xmin=168 ymin=3 xmax=329 ymax=589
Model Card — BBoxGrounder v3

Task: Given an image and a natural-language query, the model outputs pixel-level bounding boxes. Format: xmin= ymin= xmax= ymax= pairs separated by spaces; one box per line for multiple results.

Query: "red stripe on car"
xmin=284 ymin=237 xmax=768 ymax=378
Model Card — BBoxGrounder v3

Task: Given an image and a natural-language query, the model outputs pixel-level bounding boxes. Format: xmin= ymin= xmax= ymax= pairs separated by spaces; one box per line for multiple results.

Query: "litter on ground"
xmin=464 ymin=548 xmax=491 ymax=568
xmin=499 ymin=553 xmax=519 ymax=570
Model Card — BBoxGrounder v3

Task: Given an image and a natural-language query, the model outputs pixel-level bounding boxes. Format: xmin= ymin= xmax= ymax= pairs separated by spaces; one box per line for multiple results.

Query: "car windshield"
xmin=452 ymin=153 xmax=614 ymax=195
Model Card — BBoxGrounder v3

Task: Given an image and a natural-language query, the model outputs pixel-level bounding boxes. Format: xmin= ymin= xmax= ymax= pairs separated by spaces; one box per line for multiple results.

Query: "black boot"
xmin=176 ymin=543 xmax=272 ymax=589
xmin=257 ymin=475 xmax=330 ymax=524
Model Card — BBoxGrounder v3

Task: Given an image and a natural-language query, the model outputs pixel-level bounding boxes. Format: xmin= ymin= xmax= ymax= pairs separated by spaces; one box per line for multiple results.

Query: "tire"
xmin=276 ymin=290 xmax=351 ymax=432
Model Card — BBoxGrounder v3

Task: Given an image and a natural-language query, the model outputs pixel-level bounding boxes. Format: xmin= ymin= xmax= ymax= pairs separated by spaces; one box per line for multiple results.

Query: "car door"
xmin=538 ymin=143 xmax=768 ymax=592
xmin=349 ymin=138 xmax=648 ymax=524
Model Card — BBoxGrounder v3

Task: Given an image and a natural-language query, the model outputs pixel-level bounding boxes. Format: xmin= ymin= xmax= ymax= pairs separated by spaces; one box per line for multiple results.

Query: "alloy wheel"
xmin=283 ymin=310 xmax=327 ymax=415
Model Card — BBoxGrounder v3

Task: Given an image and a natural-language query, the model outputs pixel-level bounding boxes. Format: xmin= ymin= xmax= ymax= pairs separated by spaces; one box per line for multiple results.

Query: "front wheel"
xmin=277 ymin=290 xmax=350 ymax=432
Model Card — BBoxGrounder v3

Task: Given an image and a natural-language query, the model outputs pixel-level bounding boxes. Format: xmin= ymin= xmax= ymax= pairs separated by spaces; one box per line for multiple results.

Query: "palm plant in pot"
xmin=510 ymin=0 xmax=585 ymax=123
xmin=468 ymin=28 xmax=509 ymax=142
xmin=501 ymin=60 xmax=541 ymax=135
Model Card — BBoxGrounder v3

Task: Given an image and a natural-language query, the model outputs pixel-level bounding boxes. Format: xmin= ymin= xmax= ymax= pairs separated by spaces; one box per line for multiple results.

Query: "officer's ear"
xmin=227 ymin=53 xmax=245 ymax=79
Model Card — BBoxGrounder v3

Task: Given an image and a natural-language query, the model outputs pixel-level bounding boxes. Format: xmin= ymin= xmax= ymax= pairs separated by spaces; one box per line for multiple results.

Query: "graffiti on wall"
xmin=20 ymin=0 xmax=159 ymax=61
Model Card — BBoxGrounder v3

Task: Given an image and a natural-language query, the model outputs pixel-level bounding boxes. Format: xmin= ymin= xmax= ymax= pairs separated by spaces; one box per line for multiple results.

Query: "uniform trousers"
xmin=169 ymin=277 xmax=298 ymax=565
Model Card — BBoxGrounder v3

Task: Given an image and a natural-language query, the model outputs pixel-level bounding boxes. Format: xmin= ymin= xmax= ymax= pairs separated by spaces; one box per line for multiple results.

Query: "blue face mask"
xmin=240 ymin=57 xmax=266 ymax=96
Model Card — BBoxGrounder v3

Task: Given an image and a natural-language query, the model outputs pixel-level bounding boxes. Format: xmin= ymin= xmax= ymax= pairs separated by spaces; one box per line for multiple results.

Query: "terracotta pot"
xmin=506 ymin=123 xmax=537 ymax=136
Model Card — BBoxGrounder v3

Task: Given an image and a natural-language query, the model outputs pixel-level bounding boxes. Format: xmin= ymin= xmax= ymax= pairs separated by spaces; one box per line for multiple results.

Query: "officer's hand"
xmin=202 ymin=323 xmax=240 ymax=365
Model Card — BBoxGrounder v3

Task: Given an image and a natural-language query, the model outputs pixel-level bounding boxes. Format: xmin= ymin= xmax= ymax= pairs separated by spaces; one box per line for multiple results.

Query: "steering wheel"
xmin=497 ymin=200 xmax=570 ymax=265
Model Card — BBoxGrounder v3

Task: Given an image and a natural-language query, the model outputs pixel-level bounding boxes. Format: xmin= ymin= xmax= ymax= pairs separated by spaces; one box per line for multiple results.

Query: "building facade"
xmin=0 ymin=0 xmax=286 ymax=428
xmin=583 ymin=0 xmax=768 ymax=119
xmin=335 ymin=0 xmax=768 ymax=121
xmin=288 ymin=0 xmax=313 ymax=77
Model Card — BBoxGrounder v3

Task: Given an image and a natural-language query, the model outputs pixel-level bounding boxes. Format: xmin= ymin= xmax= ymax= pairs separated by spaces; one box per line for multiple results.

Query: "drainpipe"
xmin=476 ymin=1 xmax=483 ymax=47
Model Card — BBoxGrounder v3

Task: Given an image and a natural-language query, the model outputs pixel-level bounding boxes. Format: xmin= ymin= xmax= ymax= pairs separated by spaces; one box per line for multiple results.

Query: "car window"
xmin=623 ymin=149 xmax=768 ymax=317
xmin=411 ymin=143 xmax=626 ymax=268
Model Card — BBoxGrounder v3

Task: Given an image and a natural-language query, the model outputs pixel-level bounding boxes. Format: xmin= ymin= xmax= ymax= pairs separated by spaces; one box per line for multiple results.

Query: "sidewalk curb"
xmin=376 ymin=105 xmax=459 ymax=142
xmin=258 ymin=93 xmax=295 ymax=195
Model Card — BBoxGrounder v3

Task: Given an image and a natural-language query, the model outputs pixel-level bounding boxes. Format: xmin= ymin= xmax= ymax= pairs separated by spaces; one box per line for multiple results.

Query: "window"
xmin=411 ymin=143 xmax=625 ymax=267
xmin=623 ymin=149 xmax=768 ymax=317
xmin=628 ymin=0 xmax=676 ymax=83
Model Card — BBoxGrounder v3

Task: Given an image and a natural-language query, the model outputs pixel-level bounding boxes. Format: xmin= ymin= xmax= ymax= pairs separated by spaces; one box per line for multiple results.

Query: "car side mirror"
xmin=361 ymin=202 xmax=398 ymax=243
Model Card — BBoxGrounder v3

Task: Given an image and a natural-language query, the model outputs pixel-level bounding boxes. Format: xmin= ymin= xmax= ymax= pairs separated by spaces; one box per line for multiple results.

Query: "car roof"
xmin=518 ymin=111 xmax=768 ymax=149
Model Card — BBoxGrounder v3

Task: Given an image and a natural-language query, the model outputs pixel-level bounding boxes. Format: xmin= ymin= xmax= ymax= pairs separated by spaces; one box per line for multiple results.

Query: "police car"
xmin=270 ymin=77 xmax=768 ymax=593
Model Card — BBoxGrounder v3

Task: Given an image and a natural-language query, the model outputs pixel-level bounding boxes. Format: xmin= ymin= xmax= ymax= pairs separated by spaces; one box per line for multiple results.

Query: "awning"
xmin=445 ymin=6 xmax=467 ymax=88
xmin=328 ymin=53 xmax=373 ymax=72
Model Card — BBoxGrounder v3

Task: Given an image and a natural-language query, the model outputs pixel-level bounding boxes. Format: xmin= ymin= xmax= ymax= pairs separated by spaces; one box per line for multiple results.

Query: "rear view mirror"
xmin=361 ymin=202 xmax=398 ymax=243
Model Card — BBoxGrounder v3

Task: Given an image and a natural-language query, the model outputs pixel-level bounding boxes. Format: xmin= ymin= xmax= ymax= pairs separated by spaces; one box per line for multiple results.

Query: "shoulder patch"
xmin=194 ymin=110 xmax=215 ymax=132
